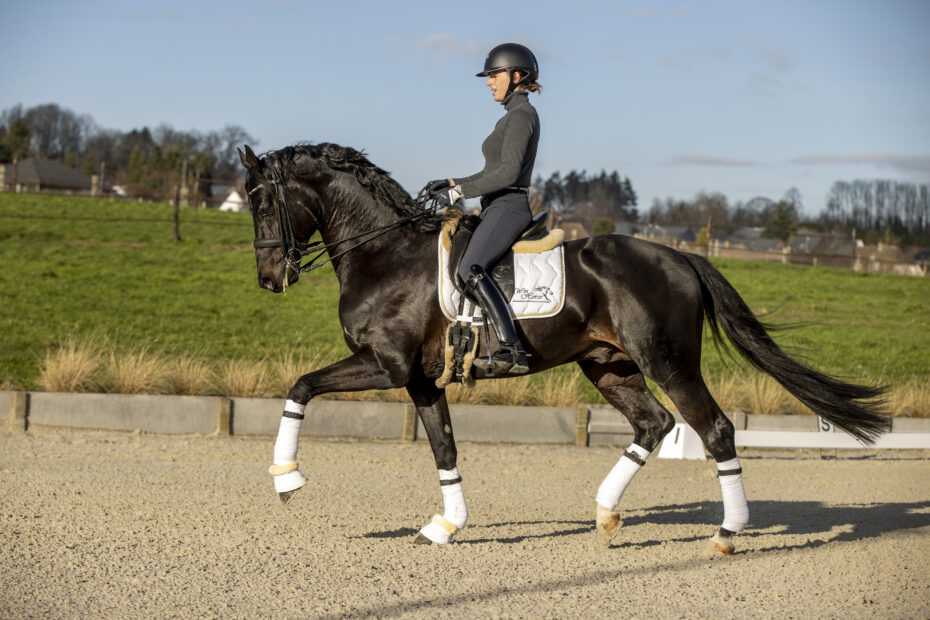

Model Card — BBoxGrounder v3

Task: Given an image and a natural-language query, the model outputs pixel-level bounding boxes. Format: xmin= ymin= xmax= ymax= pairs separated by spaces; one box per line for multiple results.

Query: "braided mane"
xmin=270 ymin=142 xmax=445 ymax=233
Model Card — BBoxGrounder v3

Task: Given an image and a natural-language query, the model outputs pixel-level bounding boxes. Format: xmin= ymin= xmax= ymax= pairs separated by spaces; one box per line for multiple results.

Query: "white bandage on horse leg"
xmin=439 ymin=468 xmax=468 ymax=529
xmin=595 ymin=443 xmax=650 ymax=511
xmin=273 ymin=400 xmax=305 ymax=465
xmin=418 ymin=514 xmax=459 ymax=544
xmin=717 ymin=457 xmax=749 ymax=532
xmin=271 ymin=401 xmax=308 ymax=493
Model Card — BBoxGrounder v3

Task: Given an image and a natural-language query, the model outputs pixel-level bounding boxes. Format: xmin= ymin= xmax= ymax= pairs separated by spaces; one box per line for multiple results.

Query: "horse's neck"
xmin=318 ymin=181 xmax=399 ymax=240
xmin=318 ymin=187 xmax=424 ymax=280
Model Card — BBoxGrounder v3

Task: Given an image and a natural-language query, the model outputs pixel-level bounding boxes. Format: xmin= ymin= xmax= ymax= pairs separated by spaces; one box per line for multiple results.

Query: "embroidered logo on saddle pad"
xmin=437 ymin=227 xmax=566 ymax=322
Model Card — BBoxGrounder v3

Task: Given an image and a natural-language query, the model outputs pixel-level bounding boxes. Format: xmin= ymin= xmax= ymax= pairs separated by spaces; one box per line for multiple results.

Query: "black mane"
xmin=268 ymin=142 xmax=445 ymax=233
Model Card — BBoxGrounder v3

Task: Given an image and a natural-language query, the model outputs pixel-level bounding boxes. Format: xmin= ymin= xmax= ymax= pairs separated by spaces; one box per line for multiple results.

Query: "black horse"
xmin=239 ymin=142 xmax=887 ymax=553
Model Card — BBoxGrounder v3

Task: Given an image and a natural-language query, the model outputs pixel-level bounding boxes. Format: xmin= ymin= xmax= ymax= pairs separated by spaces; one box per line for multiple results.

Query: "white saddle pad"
xmin=437 ymin=231 xmax=566 ymax=322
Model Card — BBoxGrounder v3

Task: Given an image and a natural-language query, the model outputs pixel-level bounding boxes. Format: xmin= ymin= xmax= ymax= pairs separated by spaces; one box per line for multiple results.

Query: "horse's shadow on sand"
xmin=360 ymin=500 xmax=930 ymax=551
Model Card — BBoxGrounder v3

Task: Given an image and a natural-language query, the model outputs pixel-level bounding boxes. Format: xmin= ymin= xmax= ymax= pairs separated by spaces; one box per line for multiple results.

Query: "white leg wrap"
xmin=273 ymin=402 xmax=304 ymax=465
xmin=418 ymin=468 xmax=467 ymax=544
xmin=271 ymin=401 xmax=307 ymax=493
xmin=596 ymin=443 xmax=650 ymax=511
xmin=717 ymin=457 xmax=749 ymax=532
xmin=418 ymin=515 xmax=458 ymax=544
xmin=439 ymin=468 xmax=468 ymax=529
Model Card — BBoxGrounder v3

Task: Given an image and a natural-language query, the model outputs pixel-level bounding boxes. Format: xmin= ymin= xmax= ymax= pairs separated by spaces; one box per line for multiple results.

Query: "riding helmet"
xmin=476 ymin=42 xmax=538 ymax=85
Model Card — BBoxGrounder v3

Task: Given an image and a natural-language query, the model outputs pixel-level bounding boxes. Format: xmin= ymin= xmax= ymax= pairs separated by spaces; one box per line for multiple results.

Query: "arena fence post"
xmin=401 ymin=403 xmax=417 ymax=441
xmin=10 ymin=391 xmax=29 ymax=432
xmin=217 ymin=397 xmax=232 ymax=435
xmin=574 ymin=406 xmax=589 ymax=446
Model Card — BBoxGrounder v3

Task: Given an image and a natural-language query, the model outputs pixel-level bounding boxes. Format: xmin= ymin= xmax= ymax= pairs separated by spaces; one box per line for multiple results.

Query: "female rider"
xmin=425 ymin=42 xmax=541 ymax=376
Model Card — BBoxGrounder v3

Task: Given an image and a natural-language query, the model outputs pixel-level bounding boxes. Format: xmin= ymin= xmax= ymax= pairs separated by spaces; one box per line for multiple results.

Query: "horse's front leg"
xmin=405 ymin=375 xmax=467 ymax=545
xmin=270 ymin=351 xmax=402 ymax=502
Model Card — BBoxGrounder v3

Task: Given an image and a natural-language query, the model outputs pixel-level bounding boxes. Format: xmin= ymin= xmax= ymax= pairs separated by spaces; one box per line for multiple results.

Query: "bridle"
xmin=250 ymin=159 xmax=442 ymax=276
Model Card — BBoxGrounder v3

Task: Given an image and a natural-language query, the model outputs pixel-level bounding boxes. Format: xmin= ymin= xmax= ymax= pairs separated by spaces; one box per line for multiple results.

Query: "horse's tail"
xmin=680 ymin=252 xmax=890 ymax=443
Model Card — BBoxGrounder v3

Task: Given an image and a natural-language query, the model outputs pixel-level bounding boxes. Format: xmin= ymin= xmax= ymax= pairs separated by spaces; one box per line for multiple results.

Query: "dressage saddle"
xmin=448 ymin=211 xmax=549 ymax=300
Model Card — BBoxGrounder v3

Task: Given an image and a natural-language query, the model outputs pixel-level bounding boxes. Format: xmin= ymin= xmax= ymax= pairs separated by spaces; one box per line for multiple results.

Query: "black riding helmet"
xmin=476 ymin=43 xmax=538 ymax=95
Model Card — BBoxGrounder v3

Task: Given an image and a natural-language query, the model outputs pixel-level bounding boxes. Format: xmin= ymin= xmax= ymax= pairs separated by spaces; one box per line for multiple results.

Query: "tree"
xmin=3 ymin=119 xmax=31 ymax=161
xmin=763 ymin=200 xmax=798 ymax=242
xmin=695 ymin=226 xmax=710 ymax=250
xmin=81 ymin=153 xmax=98 ymax=177
xmin=592 ymin=218 xmax=614 ymax=235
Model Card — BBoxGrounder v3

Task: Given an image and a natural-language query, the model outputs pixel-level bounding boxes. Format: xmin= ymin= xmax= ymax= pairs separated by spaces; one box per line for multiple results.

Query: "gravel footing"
xmin=2 ymin=427 xmax=928 ymax=618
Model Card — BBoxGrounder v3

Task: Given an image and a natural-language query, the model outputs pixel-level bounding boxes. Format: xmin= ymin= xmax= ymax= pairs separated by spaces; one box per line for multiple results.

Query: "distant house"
xmin=790 ymin=232 xmax=853 ymax=256
xmin=723 ymin=227 xmax=784 ymax=251
xmin=0 ymin=157 xmax=92 ymax=193
xmin=219 ymin=188 xmax=246 ymax=212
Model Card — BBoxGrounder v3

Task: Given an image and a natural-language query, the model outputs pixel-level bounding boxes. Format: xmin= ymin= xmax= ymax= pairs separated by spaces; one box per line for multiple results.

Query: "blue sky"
xmin=2 ymin=0 xmax=928 ymax=216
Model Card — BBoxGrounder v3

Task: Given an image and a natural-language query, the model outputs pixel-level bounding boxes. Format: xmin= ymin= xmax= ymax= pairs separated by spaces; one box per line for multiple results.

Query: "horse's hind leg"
xmin=663 ymin=372 xmax=748 ymax=555
xmin=579 ymin=360 xmax=676 ymax=545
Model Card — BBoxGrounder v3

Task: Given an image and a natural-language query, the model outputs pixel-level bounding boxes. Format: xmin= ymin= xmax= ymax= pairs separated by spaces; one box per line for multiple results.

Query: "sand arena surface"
xmin=1 ymin=427 xmax=929 ymax=618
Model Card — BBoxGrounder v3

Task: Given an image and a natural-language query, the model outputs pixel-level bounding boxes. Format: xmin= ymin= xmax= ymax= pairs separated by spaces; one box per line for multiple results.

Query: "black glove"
xmin=427 ymin=179 xmax=452 ymax=195
xmin=434 ymin=185 xmax=464 ymax=208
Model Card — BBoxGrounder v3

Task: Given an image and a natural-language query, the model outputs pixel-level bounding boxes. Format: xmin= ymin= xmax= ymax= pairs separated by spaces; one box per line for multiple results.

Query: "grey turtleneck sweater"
xmin=453 ymin=91 xmax=539 ymax=199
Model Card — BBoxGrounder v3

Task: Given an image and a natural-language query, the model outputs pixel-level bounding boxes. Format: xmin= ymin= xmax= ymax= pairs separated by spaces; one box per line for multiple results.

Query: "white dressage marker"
xmin=657 ymin=423 xmax=707 ymax=460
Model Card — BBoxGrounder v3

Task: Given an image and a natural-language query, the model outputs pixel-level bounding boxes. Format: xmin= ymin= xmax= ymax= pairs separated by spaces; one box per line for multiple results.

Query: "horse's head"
xmin=239 ymin=144 xmax=326 ymax=293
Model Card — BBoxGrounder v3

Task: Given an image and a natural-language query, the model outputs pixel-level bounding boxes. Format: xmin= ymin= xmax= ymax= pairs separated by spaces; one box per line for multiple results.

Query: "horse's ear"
xmin=239 ymin=144 xmax=260 ymax=169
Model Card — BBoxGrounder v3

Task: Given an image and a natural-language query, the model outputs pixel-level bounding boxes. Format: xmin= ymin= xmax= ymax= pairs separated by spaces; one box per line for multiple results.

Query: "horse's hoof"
xmin=271 ymin=467 xmax=307 ymax=503
xmin=414 ymin=514 xmax=458 ymax=545
xmin=709 ymin=532 xmax=735 ymax=556
xmin=278 ymin=488 xmax=301 ymax=505
xmin=595 ymin=503 xmax=621 ymax=546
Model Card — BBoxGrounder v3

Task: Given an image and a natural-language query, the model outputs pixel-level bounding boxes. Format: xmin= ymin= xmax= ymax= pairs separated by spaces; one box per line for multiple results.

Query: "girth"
xmin=448 ymin=211 xmax=549 ymax=299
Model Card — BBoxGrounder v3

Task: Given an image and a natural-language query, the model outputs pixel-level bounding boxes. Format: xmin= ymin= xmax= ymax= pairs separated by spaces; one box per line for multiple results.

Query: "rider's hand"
xmin=435 ymin=185 xmax=464 ymax=208
xmin=427 ymin=179 xmax=452 ymax=195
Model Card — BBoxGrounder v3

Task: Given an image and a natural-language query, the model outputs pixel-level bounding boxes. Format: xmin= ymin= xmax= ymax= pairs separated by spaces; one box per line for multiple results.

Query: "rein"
xmin=252 ymin=164 xmax=442 ymax=275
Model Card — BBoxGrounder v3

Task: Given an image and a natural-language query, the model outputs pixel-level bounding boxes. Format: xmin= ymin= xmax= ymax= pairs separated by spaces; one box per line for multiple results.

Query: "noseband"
xmin=251 ymin=161 xmax=443 ymax=275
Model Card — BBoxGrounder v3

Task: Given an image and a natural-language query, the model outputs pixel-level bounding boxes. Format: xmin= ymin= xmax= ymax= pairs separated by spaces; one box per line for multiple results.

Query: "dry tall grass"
xmin=167 ymin=357 xmax=215 ymax=396
xmin=705 ymin=373 xmax=744 ymax=413
xmin=103 ymin=348 xmax=171 ymax=394
xmin=534 ymin=369 xmax=582 ymax=407
xmin=446 ymin=382 xmax=485 ymax=405
xmin=28 ymin=339 xmax=930 ymax=417
xmin=890 ymin=382 xmax=930 ymax=418
xmin=218 ymin=359 xmax=272 ymax=398
xmin=38 ymin=338 xmax=102 ymax=392
xmin=476 ymin=375 xmax=533 ymax=406
xmin=269 ymin=350 xmax=339 ymax=397
xmin=746 ymin=375 xmax=790 ymax=414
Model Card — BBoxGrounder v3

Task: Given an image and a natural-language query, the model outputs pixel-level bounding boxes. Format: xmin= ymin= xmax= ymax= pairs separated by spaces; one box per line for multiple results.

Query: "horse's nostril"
xmin=259 ymin=276 xmax=275 ymax=291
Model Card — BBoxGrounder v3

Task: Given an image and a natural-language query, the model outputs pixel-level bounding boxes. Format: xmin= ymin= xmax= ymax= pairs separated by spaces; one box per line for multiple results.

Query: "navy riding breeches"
xmin=456 ymin=190 xmax=533 ymax=284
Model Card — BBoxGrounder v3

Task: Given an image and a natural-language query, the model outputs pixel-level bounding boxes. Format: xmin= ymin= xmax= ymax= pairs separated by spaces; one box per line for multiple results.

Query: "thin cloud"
xmin=419 ymin=33 xmax=458 ymax=59
xmin=760 ymin=49 xmax=797 ymax=72
xmin=114 ymin=10 xmax=183 ymax=21
xmin=671 ymin=155 xmax=764 ymax=167
xmin=791 ymin=153 xmax=930 ymax=173
xmin=685 ymin=45 xmax=733 ymax=61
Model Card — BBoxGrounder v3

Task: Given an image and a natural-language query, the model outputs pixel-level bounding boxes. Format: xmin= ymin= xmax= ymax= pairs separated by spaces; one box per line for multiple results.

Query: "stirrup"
xmin=474 ymin=346 xmax=528 ymax=376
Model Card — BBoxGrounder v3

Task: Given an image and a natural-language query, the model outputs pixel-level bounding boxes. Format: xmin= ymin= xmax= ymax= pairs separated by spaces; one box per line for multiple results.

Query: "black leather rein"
xmin=251 ymin=164 xmax=441 ymax=275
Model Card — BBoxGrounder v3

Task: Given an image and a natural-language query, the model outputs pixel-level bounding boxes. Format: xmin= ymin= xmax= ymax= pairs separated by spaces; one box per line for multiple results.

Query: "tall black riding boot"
xmin=466 ymin=265 xmax=529 ymax=375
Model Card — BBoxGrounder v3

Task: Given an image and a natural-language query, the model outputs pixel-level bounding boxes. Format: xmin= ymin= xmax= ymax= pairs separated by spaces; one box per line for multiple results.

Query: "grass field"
xmin=1 ymin=193 xmax=928 ymax=414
